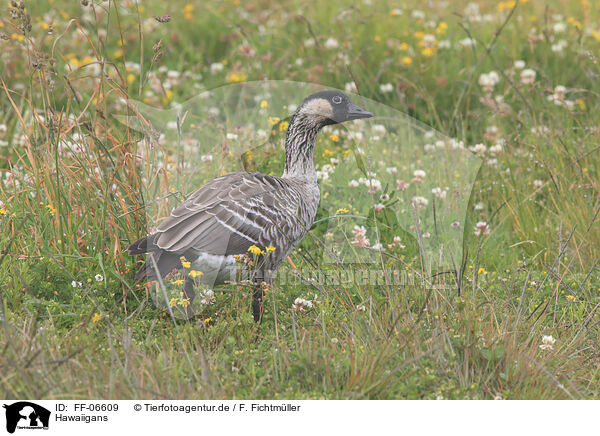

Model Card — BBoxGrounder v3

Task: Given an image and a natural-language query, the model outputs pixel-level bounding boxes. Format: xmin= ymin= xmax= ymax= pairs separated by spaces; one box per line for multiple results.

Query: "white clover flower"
xmin=371 ymin=242 xmax=383 ymax=250
xmin=356 ymin=304 xmax=366 ymax=312
xmin=474 ymin=221 xmax=490 ymax=236
xmin=520 ymin=69 xmax=537 ymax=85
xmin=344 ymin=82 xmax=358 ymax=93
xmin=437 ymin=39 xmax=451 ymax=49
xmin=304 ymin=38 xmax=315 ymax=47
xmin=413 ymin=169 xmax=426 ymax=179
xmin=386 ymin=166 xmax=398 ymax=175
xmin=226 ymin=132 xmax=238 ymax=140
xmin=533 ymin=179 xmax=544 ymax=191
xmin=210 ymin=62 xmax=224 ymax=74
xmin=166 ymin=121 xmax=178 ymax=130
xmin=489 ymin=143 xmax=503 ymax=155
xmin=431 ymin=187 xmax=447 ymax=199
xmin=95 ymin=274 xmax=104 ymax=282
xmin=201 ymin=155 xmax=213 ymax=162
xmin=331 ymin=337 xmax=339 ymax=344
xmin=71 ymin=280 xmax=82 ymax=288
xmin=411 ymin=9 xmax=425 ymax=19
xmin=292 ymin=297 xmax=313 ymax=312
xmin=552 ymin=22 xmax=567 ymax=33
xmin=348 ymin=179 xmax=360 ymax=188
xmin=470 ymin=143 xmax=487 ymax=155
xmin=324 ymin=38 xmax=339 ymax=49
xmin=551 ymin=40 xmax=567 ymax=53
xmin=374 ymin=203 xmax=386 ymax=212
xmin=514 ymin=60 xmax=525 ymax=69
xmin=379 ymin=83 xmax=394 ymax=93
xmin=200 ymin=289 xmax=216 ymax=305
xmin=459 ymin=38 xmax=476 ymax=48
xmin=539 ymin=335 xmax=556 ymax=350
xmin=411 ymin=196 xmax=429 ymax=209
xmin=372 ymin=124 xmax=387 ymax=135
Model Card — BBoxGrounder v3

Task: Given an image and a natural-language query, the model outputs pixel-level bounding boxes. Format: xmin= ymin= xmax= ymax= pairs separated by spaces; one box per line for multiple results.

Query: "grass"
xmin=1 ymin=0 xmax=600 ymax=399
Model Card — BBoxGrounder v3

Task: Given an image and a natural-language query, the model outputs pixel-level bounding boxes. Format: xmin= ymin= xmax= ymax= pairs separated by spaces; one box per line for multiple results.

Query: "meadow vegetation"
xmin=1 ymin=0 xmax=600 ymax=399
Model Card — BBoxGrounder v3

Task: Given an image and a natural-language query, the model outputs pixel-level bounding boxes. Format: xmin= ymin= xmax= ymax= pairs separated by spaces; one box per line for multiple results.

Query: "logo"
xmin=2 ymin=402 xmax=50 ymax=434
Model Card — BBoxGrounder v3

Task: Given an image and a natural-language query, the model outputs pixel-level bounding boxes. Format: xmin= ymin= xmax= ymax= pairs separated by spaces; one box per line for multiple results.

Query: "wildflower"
xmin=210 ymin=62 xmax=224 ymax=74
xmin=357 ymin=304 xmax=366 ymax=312
xmin=324 ymin=38 xmax=339 ymax=49
xmin=477 ymin=267 xmax=487 ymax=275
xmin=411 ymin=196 xmax=429 ymax=210
xmin=386 ymin=167 xmax=398 ymax=175
xmin=389 ymin=8 xmax=402 ymax=16
xmin=329 ymin=134 xmax=339 ymax=141
xmin=478 ymin=71 xmax=500 ymax=93
xmin=348 ymin=180 xmax=359 ymax=188
xmin=380 ymin=83 xmax=394 ymax=93
xmin=459 ymin=38 xmax=476 ymax=48
xmin=71 ymin=280 xmax=82 ymax=288
xmin=566 ymin=295 xmax=575 ymax=301
xmin=413 ymin=169 xmax=426 ymax=179
xmin=400 ymin=56 xmax=413 ymax=65
xmin=344 ymin=82 xmax=357 ymax=93
xmin=169 ymin=297 xmax=178 ymax=308
xmin=396 ymin=180 xmax=410 ymax=191
xmin=292 ymin=297 xmax=313 ymax=312
xmin=226 ymin=71 xmax=248 ymax=83
xmin=95 ymin=274 xmax=103 ymax=282
xmin=46 ymin=204 xmax=56 ymax=215
xmin=172 ymin=279 xmax=184 ymax=286
xmin=474 ymin=221 xmax=490 ymax=236
xmin=92 ymin=313 xmax=101 ymax=323
xmin=371 ymin=242 xmax=383 ymax=250
xmin=331 ymin=337 xmax=339 ymax=344
xmin=200 ymin=289 xmax=215 ymax=305
xmin=183 ymin=3 xmax=194 ymax=20
xmin=539 ymin=335 xmax=556 ymax=350
xmin=201 ymin=154 xmax=213 ymax=162
xmin=514 ymin=60 xmax=526 ymax=69
xmin=266 ymin=246 xmax=276 ymax=253
xmin=335 ymin=208 xmax=349 ymax=215
xmin=451 ymin=221 xmax=461 ymax=228
xmin=189 ymin=270 xmax=203 ymax=278
xmin=180 ymin=256 xmax=191 ymax=268
xmin=520 ymin=69 xmax=536 ymax=85
xmin=431 ymin=187 xmax=447 ymax=199
xmin=374 ymin=203 xmax=385 ymax=213
xmin=533 ymin=179 xmax=543 ymax=191
xmin=380 ymin=193 xmax=390 ymax=202
xmin=351 ymin=225 xmax=370 ymax=247
xmin=248 ymin=245 xmax=263 ymax=256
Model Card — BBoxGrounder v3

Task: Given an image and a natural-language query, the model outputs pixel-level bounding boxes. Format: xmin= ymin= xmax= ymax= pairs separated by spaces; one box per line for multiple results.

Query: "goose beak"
xmin=346 ymin=102 xmax=373 ymax=120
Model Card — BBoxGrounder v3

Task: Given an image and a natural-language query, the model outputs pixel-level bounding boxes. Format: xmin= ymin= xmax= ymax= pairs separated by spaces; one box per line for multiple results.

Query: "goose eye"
xmin=332 ymin=96 xmax=343 ymax=104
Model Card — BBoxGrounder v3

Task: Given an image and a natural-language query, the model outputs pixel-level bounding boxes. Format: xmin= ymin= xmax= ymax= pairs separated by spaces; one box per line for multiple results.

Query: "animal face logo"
xmin=3 ymin=402 xmax=50 ymax=434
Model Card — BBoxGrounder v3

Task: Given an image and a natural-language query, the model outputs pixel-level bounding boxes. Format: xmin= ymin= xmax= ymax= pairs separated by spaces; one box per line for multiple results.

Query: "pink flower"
xmin=474 ymin=221 xmax=490 ymax=236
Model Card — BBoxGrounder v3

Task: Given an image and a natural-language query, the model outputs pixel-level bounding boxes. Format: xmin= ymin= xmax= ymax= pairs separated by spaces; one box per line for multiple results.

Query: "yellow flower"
xmin=477 ymin=267 xmax=487 ymax=275
xmin=374 ymin=35 xmax=381 ymax=42
xmin=400 ymin=56 xmax=412 ymax=65
xmin=266 ymin=246 xmax=276 ymax=253
xmin=260 ymin=100 xmax=268 ymax=108
xmin=226 ymin=71 xmax=248 ymax=83
xmin=169 ymin=298 xmax=178 ymax=307
xmin=268 ymin=117 xmax=281 ymax=125
xmin=127 ymin=73 xmax=135 ymax=84
xmin=189 ymin=270 xmax=203 ymax=278
xmin=421 ymin=47 xmax=436 ymax=57
xmin=414 ymin=31 xmax=425 ymax=39
xmin=436 ymin=22 xmax=447 ymax=35
xmin=180 ymin=256 xmax=191 ymax=268
xmin=329 ymin=134 xmax=339 ymax=141
xmin=0 ymin=208 xmax=6 ymax=215
xmin=279 ymin=121 xmax=289 ymax=131
xmin=172 ymin=279 xmax=184 ymax=286
xmin=184 ymin=3 xmax=194 ymax=20
xmin=335 ymin=208 xmax=349 ymax=215
xmin=566 ymin=295 xmax=575 ymax=301
xmin=178 ymin=298 xmax=190 ymax=307
xmin=398 ymin=42 xmax=409 ymax=51
xmin=46 ymin=204 xmax=56 ymax=215
xmin=248 ymin=245 xmax=263 ymax=256
xmin=92 ymin=313 xmax=101 ymax=323
xmin=575 ymin=99 xmax=586 ymax=110
xmin=114 ymin=49 xmax=123 ymax=59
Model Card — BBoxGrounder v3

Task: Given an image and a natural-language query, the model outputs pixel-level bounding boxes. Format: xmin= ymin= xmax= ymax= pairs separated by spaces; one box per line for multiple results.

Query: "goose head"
xmin=293 ymin=90 xmax=373 ymax=129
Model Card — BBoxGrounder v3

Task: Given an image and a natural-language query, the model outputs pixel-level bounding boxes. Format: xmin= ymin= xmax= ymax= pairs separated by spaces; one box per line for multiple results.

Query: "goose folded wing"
xmin=154 ymin=173 xmax=295 ymax=256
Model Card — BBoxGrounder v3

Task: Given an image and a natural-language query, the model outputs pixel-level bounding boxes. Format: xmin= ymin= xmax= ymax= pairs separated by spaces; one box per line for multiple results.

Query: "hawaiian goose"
xmin=128 ymin=90 xmax=373 ymax=321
